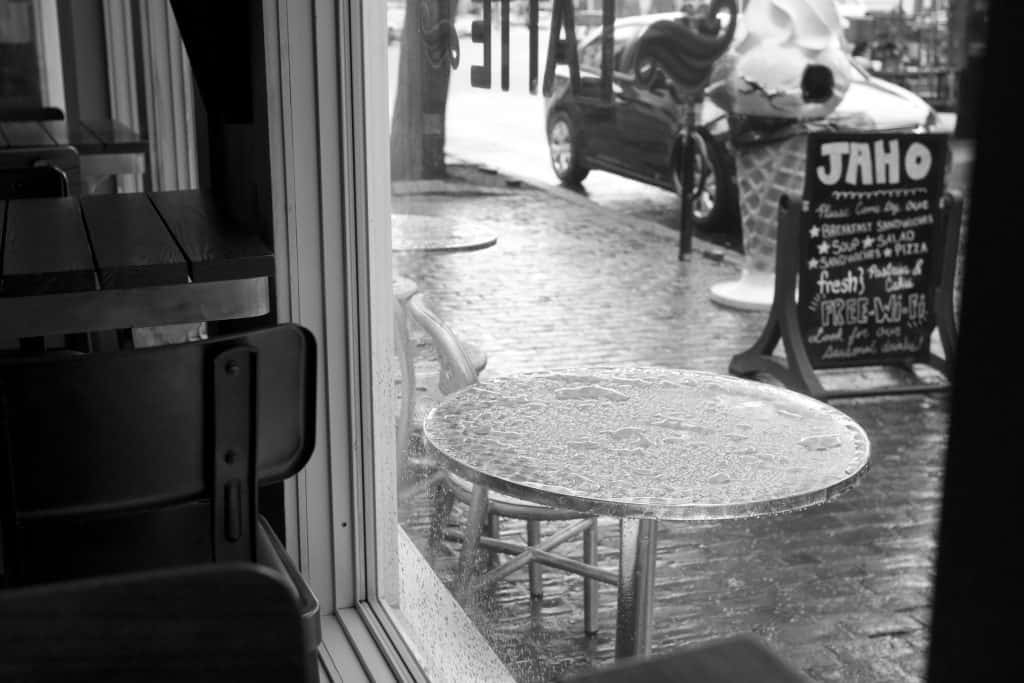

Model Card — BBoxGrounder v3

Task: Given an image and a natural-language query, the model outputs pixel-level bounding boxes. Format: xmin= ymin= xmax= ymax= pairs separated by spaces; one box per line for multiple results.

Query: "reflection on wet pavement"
xmin=394 ymin=168 xmax=947 ymax=682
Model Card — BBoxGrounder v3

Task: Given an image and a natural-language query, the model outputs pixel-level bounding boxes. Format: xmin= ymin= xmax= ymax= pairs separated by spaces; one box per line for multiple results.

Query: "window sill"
xmin=319 ymin=609 xmax=397 ymax=682
xmin=318 ymin=529 xmax=514 ymax=682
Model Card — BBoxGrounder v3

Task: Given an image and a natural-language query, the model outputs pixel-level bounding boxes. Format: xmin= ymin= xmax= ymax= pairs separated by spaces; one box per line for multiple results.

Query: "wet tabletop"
xmin=423 ymin=368 xmax=871 ymax=521
xmin=391 ymin=213 xmax=497 ymax=252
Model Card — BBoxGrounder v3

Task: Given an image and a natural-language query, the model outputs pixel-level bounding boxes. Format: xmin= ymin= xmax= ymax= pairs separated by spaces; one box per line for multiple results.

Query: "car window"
xmin=613 ymin=23 xmax=644 ymax=74
xmin=579 ymin=24 xmax=643 ymax=75
xmin=579 ymin=38 xmax=601 ymax=73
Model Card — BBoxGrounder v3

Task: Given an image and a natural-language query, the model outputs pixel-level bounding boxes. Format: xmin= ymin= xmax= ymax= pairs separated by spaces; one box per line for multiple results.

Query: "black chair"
xmin=0 ymin=164 xmax=69 ymax=200
xmin=0 ymin=145 xmax=81 ymax=196
xmin=0 ymin=563 xmax=315 ymax=682
xmin=0 ymin=106 xmax=65 ymax=121
xmin=559 ymin=634 xmax=809 ymax=683
xmin=0 ymin=324 xmax=319 ymax=675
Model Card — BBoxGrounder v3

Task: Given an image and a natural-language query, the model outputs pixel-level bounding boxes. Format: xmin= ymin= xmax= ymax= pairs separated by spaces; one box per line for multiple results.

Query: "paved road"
xmin=393 ymin=163 xmax=949 ymax=682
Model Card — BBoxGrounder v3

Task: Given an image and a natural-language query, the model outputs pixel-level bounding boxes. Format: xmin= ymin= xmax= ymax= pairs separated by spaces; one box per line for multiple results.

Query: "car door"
xmin=610 ymin=27 xmax=683 ymax=186
xmin=569 ymin=33 xmax=617 ymax=167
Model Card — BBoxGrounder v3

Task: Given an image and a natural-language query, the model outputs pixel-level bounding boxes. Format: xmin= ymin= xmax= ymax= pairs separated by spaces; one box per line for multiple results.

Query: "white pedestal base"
xmin=709 ymin=271 xmax=775 ymax=311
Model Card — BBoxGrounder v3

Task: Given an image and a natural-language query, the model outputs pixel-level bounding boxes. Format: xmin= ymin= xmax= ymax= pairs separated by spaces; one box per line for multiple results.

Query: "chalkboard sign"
xmin=798 ymin=132 xmax=948 ymax=369
xmin=728 ymin=131 xmax=961 ymax=400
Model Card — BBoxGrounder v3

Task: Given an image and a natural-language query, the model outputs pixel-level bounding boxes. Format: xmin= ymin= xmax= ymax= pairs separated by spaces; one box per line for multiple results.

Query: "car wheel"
xmin=675 ymin=129 xmax=739 ymax=235
xmin=547 ymin=111 xmax=589 ymax=185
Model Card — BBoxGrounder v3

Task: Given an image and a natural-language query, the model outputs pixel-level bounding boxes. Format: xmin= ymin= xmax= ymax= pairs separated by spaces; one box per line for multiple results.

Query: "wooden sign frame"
xmin=729 ymin=189 xmax=962 ymax=400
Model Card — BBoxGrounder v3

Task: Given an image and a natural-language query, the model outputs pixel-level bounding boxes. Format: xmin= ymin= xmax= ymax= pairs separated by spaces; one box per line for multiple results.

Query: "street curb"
xmin=392 ymin=178 xmax=516 ymax=196
xmin=443 ymin=154 xmax=746 ymax=270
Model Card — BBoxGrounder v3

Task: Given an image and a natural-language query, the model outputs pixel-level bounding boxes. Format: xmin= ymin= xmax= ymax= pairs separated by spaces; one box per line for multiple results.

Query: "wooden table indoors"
xmin=0 ymin=190 xmax=272 ymax=340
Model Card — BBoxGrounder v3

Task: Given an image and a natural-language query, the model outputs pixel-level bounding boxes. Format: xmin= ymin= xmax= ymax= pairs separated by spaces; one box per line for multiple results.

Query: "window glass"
xmin=380 ymin=0 xmax=973 ymax=680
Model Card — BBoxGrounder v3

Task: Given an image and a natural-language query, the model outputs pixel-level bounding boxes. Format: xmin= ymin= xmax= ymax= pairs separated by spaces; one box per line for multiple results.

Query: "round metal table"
xmin=423 ymin=367 xmax=871 ymax=659
xmin=391 ymin=213 xmax=497 ymax=253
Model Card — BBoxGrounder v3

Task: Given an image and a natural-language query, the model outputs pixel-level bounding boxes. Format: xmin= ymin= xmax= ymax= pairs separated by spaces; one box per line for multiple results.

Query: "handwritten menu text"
xmin=798 ymin=133 xmax=948 ymax=368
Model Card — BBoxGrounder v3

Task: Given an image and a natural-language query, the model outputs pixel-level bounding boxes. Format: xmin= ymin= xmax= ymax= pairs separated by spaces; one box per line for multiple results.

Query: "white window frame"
xmin=262 ymin=2 xmax=511 ymax=680
xmin=33 ymin=0 xmax=65 ymax=111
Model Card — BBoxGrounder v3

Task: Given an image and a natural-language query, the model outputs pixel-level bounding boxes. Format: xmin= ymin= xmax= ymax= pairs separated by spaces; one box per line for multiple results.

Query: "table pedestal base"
xmin=615 ymin=518 xmax=659 ymax=659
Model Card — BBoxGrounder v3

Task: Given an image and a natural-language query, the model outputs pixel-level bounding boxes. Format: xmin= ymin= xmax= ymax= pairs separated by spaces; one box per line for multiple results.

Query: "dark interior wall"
xmin=168 ymin=0 xmax=281 ymax=537
xmin=56 ymin=0 xmax=111 ymax=122
xmin=172 ymin=0 xmax=276 ymax=334
xmin=169 ymin=0 xmax=273 ymax=248
xmin=926 ymin=1 xmax=1017 ymax=680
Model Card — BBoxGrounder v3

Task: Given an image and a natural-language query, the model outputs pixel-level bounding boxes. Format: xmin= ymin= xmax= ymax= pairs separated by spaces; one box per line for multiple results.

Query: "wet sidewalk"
xmin=392 ymin=164 xmax=949 ymax=682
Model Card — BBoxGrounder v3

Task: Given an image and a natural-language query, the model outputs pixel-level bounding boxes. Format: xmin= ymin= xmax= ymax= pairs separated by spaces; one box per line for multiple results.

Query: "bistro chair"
xmin=0 ymin=164 xmax=69 ymax=199
xmin=0 ymin=562 xmax=316 ymax=682
xmin=0 ymin=323 xmax=315 ymax=583
xmin=0 ymin=323 xmax=320 ymax=673
xmin=0 ymin=145 xmax=81 ymax=196
xmin=394 ymin=292 xmax=601 ymax=633
xmin=394 ymin=288 xmax=485 ymax=495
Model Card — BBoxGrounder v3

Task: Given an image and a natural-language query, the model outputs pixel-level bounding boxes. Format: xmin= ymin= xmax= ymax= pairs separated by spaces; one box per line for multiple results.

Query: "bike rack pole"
xmin=678 ymin=98 xmax=697 ymax=260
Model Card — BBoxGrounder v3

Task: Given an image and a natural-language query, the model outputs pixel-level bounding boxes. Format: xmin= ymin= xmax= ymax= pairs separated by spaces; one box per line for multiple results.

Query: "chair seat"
xmin=0 ymin=559 xmax=317 ymax=682
xmin=444 ymin=470 xmax=594 ymax=521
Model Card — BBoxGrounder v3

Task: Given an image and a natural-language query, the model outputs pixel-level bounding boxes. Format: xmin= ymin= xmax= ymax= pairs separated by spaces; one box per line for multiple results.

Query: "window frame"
xmin=262 ymin=2 xmax=510 ymax=680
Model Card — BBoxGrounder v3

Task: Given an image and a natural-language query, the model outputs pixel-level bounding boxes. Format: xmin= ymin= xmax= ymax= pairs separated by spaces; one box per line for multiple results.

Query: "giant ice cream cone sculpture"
xmin=716 ymin=134 xmax=808 ymax=309
xmin=707 ymin=0 xmax=853 ymax=310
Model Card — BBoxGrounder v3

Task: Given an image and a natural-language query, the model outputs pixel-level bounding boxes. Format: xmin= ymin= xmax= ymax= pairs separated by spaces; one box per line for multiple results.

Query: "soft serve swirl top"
xmin=709 ymin=0 xmax=853 ymax=121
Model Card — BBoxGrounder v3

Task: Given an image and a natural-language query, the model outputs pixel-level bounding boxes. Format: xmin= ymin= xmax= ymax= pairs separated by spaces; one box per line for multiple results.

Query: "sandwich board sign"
xmin=729 ymin=132 xmax=962 ymax=399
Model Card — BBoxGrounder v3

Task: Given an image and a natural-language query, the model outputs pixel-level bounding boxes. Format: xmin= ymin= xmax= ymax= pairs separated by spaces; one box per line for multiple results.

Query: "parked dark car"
xmin=544 ymin=12 xmax=939 ymax=236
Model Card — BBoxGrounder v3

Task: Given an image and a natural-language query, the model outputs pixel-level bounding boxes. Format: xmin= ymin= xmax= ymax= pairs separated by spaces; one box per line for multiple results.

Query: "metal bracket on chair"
xmin=211 ymin=345 xmax=258 ymax=562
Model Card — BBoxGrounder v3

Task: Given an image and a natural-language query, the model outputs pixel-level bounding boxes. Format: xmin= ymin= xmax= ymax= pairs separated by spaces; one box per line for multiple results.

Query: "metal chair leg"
xmin=584 ymin=518 xmax=599 ymax=635
xmin=486 ymin=513 xmax=502 ymax=569
xmin=456 ymin=485 xmax=490 ymax=596
xmin=527 ymin=520 xmax=543 ymax=599
xmin=428 ymin=486 xmax=455 ymax=558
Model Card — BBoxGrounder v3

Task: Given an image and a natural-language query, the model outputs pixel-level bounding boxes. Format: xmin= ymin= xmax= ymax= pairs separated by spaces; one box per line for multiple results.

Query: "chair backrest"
xmin=0 ymin=562 xmax=317 ymax=682
xmin=405 ymin=292 xmax=478 ymax=395
xmin=0 ymin=323 xmax=317 ymax=586
xmin=393 ymin=290 xmax=481 ymax=457
xmin=0 ymin=164 xmax=69 ymax=199
xmin=0 ymin=145 xmax=81 ymax=195
xmin=0 ymin=106 xmax=65 ymax=121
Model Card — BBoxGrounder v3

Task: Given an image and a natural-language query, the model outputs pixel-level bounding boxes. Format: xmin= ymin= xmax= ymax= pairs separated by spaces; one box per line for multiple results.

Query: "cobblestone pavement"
xmin=392 ymin=165 xmax=949 ymax=682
